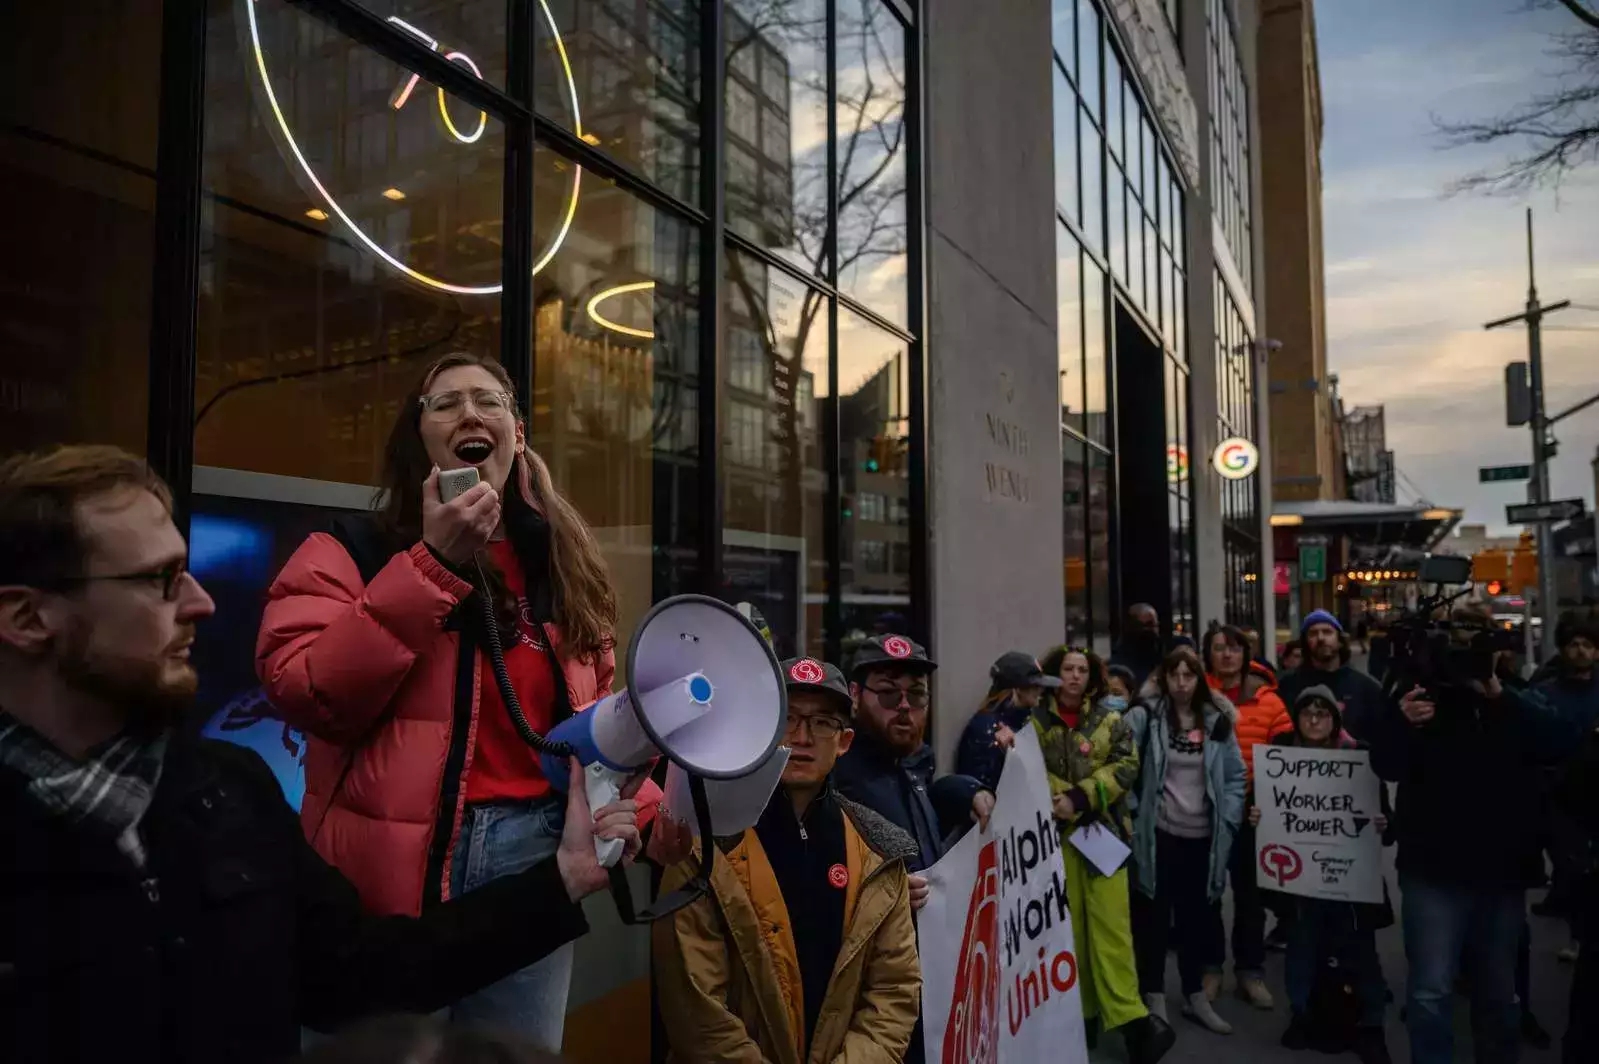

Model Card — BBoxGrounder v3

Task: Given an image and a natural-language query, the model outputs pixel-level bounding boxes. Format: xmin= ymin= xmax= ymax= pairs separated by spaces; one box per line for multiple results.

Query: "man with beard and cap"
xmin=833 ymin=634 xmax=994 ymax=874
xmin=1276 ymin=610 xmax=1385 ymax=742
xmin=1112 ymin=603 xmax=1165 ymax=686
xmin=654 ymin=656 xmax=920 ymax=1063
xmin=0 ymin=445 xmax=684 ymax=1064
xmin=832 ymin=634 xmax=992 ymax=1064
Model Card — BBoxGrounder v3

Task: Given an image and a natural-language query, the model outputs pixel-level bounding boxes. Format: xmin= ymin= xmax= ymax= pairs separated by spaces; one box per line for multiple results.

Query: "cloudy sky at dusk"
xmin=1317 ymin=0 xmax=1599 ymax=535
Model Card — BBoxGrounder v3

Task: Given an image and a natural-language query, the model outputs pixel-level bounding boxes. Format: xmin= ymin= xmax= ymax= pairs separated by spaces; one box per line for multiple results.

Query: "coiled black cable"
xmin=472 ymin=554 xmax=577 ymax=759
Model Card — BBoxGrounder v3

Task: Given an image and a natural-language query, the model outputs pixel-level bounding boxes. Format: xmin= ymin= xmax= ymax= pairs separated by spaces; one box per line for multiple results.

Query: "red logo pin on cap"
xmin=828 ymin=863 xmax=849 ymax=889
xmin=789 ymin=658 xmax=826 ymax=684
xmin=883 ymin=635 xmax=913 ymax=658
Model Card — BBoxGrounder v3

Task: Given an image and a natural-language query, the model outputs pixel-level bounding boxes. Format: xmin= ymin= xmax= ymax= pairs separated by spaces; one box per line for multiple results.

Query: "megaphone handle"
xmin=608 ymin=770 xmax=717 ymax=926
xmin=584 ymin=762 xmax=627 ymax=869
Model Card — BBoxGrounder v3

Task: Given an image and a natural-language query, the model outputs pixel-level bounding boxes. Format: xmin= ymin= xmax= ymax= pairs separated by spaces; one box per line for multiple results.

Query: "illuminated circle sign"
xmin=1165 ymin=444 xmax=1190 ymax=483
xmin=243 ymin=0 xmax=582 ymax=295
xmin=1212 ymin=436 xmax=1260 ymax=480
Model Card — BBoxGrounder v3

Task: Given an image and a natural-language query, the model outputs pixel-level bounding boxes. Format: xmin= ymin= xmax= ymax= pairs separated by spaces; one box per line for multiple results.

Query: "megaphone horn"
xmin=538 ymin=594 xmax=788 ymax=924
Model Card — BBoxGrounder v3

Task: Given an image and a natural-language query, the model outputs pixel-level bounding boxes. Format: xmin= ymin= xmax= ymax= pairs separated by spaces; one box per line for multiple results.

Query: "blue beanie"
xmin=1301 ymin=609 xmax=1343 ymax=636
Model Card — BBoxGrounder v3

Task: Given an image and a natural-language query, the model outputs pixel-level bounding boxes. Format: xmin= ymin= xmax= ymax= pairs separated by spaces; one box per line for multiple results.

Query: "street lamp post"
xmin=1484 ymin=209 xmax=1570 ymax=662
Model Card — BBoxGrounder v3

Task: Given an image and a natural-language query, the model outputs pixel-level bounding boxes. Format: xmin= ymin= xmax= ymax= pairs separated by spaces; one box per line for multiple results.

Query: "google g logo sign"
xmin=1166 ymin=444 xmax=1189 ymax=484
xmin=1212 ymin=437 xmax=1260 ymax=480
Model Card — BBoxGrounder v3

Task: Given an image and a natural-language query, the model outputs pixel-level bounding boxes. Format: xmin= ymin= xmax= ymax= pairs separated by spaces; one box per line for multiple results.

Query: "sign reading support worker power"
xmin=919 ymin=728 xmax=1086 ymax=1064
xmin=1253 ymin=746 xmax=1383 ymax=904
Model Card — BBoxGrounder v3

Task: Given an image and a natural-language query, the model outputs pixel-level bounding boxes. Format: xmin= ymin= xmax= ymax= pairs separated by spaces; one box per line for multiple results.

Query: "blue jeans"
xmin=1400 ymin=873 xmax=1524 ymax=1064
xmin=1284 ymin=900 xmax=1386 ymax=1026
xmin=442 ymin=795 xmax=574 ymax=1050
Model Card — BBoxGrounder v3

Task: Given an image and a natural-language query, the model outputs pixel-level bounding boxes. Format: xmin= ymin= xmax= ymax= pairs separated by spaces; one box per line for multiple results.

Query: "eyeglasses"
xmin=48 ymin=560 xmax=190 ymax=602
xmin=1300 ymin=707 xmax=1334 ymax=721
xmin=786 ymin=713 xmax=847 ymax=739
xmin=418 ymin=387 xmax=513 ymax=421
xmin=866 ymin=685 xmax=930 ymax=709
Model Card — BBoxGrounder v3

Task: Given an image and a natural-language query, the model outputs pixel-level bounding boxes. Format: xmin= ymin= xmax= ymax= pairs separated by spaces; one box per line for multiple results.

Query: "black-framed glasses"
xmin=418 ymin=387 xmax=513 ymax=421
xmin=786 ymin=713 xmax=847 ymax=739
xmin=866 ymin=685 xmax=930 ymax=710
xmin=46 ymin=560 xmax=190 ymax=602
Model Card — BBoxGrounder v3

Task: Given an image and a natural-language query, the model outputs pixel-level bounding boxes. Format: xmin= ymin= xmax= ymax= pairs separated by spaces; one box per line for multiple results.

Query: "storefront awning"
xmin=1269 ymin=500 xmax=1462 ymax=550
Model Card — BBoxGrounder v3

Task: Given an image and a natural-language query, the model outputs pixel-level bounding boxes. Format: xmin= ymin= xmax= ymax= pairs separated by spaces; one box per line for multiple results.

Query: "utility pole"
xmin=1485 ymin=208 xmax=1570 ymax=662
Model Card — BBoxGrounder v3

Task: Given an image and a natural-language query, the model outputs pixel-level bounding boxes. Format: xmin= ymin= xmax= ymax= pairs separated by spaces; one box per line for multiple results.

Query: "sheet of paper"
xmin=1067 ymin=821 xmax=1131 ymax=877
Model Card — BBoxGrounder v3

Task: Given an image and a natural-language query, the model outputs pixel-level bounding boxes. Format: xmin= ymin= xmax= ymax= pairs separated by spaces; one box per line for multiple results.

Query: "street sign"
xmin=1479 ymin=464 xmax=1531 ymax=483
xmin=1299 ymin=544 xmax=1327 ymax=583
xmin=1506 ymin=498 xmax=1586 ymax=525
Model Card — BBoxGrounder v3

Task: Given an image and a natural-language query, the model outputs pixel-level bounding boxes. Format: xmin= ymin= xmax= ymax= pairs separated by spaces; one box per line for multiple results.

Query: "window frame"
xmin=143 ymin=0 xmax=929 ymax=660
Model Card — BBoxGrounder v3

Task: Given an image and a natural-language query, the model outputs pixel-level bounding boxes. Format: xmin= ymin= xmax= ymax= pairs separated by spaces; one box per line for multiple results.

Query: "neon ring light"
xmin=586 ymin=281 xmax=657 ymax=339
xmin=244 ymin=0 xmax=582 ymax=295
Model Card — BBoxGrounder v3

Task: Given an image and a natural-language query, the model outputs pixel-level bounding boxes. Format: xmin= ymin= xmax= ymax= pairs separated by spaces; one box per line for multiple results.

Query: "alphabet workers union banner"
xmin=918 ymin=727 xmax=1086 ymax=1064
xmin=1253 ymin=745 xmax=1383 ymax=904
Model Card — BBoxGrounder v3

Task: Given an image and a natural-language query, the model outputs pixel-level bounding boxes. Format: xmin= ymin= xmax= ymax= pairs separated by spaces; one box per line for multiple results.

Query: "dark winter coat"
xmin=0 ymin=732 xmax=588 ymax=1064
xmin=832 ymin=732 xmax=982 ymax=873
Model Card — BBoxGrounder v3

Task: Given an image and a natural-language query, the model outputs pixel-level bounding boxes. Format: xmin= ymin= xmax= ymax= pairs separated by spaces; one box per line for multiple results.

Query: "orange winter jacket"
xmin=256 ymin=470 xmax=659 ymax=918
xmin=1211 ymin=663 xmax=1291 ymax=788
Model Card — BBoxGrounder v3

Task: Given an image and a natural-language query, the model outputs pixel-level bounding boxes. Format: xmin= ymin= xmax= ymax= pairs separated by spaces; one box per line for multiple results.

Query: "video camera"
xmin=1381 ymin=554 xmax=1519 ymax=696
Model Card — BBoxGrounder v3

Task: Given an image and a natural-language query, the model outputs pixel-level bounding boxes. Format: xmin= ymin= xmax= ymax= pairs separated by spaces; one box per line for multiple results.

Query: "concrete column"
xmin=1180 ymin=0 xmax=1225 ymax=630
xmin=923 ymin=0 xmax=1062 ymax=770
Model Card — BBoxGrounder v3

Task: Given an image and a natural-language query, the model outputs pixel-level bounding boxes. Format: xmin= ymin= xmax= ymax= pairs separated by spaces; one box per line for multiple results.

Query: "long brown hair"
xmin=377 ymin=352 xmax=616 ymax=660
xmin=1155 ymin=646 xmax=1221 ymax=733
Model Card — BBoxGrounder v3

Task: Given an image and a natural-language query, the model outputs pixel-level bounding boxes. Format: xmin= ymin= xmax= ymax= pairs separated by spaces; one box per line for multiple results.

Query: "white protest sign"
xmin=919 ymin=727 xmax=1087 ymax=1064
xmin=1253 ymin=744 xmax=1383 ymax=904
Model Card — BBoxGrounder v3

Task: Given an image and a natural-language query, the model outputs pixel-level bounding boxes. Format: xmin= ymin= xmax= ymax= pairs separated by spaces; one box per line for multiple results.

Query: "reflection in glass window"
xmin=1105 ymin=48 xmax=1123 ymax=161
xmin=196 ymin=0 xmax=507 ymax=485
xmin=1080 ymin=112 xmax=1103 ymax=255
xmin=1053 ymin=0 xmax=1076 ymax=84
xmin=1087 ymin=443 xmax=1113 ymax=655
xmin=1208 ymin=0 xmax=1253 ymax=291
xmin=1078 ymin=0 xmax=1101 ymax=119
xmin=727 ymin=0 xmax=829 ymax=278
xmin=836 ymin=0 xmax=909 ymax=329
xmin=1054 ymin=64 xmax=1080 ymax=225
xmin=1 ymin=3 xmax=154 ymax=455
xmin=536 ymin=0 xmax=701 ymax=203
xmin=839 ymin=308 xmax=909 ymax=649
xmin=528 ymin=151 xmax=702 ymax=647
xmin=1058 ymin=228 xmax=1084 ymax=435
xmin=1064 ymin=434 xmax=1088 ymax=644
xmin=722 ymin=250 xmax=829 ymax=660
xmin=1082 ymin=256 xmax=1108 ymax=447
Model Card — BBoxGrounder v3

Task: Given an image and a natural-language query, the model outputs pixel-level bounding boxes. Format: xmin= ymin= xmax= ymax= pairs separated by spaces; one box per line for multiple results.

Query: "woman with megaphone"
xmin=257 ymin=352 xmax=684 ymax=1049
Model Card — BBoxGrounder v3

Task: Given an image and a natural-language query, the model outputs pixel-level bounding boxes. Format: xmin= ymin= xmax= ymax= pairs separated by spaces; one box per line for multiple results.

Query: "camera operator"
xmin=1372 ymin=604 xmax=1570 ymax=1064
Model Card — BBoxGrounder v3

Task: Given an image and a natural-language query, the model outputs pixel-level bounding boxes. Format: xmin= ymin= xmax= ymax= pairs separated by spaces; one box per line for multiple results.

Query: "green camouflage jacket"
xmin=1030 ymin=694 xmax=1139 ymax=841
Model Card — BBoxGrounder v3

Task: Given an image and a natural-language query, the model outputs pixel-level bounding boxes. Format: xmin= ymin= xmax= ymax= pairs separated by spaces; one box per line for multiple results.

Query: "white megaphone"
xmin=537 ymin=595 xmax=787 ymax=918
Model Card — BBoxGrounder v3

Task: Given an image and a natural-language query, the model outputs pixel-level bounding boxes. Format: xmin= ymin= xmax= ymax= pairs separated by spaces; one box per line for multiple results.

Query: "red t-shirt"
xmin=465 ymin=539 xmax=559 ymax=804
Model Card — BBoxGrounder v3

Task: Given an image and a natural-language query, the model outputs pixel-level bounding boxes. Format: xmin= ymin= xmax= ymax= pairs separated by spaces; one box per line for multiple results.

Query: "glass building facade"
xmin=2 ymin=0 xmax=924 ymax=671
xmin=1053 ymin=0 xmax=1195 ymax=648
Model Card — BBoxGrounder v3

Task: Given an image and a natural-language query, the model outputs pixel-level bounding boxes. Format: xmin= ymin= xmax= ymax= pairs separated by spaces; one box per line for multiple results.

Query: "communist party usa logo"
xmin=943 ymin=840 xmax=1002 ymax=1064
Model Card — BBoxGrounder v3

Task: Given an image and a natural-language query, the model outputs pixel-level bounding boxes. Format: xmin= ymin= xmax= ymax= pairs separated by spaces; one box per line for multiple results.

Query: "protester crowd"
xmin=1 ymin=362 xmax=1594 ymax=1064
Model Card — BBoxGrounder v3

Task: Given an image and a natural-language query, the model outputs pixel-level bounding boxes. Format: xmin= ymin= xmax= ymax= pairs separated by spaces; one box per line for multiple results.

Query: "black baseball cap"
xmin=780 ymin=656 xmax=853 ymax=717
xmin=990 ymin=651 xmax=1063 ymax=690
xmin=849 ymin=633 xmax=937 ymax=680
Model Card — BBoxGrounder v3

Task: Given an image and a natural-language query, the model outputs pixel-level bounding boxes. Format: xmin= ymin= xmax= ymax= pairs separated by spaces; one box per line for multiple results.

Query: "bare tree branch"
xmin=1556 ymin=0 xmax=1599 ymax=31
xmin=1437 ymin=3 xmax=1599 ymax=192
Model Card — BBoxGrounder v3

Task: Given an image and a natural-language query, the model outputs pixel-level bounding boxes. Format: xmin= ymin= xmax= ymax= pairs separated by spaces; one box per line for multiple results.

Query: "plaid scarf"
xmin=0 ymin=716 xmax=168 ymax=870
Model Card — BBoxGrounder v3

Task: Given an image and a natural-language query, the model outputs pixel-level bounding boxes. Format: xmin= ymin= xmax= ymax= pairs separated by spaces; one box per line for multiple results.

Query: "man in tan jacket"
xmin=653 ymin=656 xmax=921 ymax=1064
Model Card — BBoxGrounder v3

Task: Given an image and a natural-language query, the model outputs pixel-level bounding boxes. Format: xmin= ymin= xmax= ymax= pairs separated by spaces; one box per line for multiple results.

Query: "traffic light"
xmin=1485 ymin=580 xmax=1504 ymax=597
xmin=1472 ymin=549 xmax=1509 ymax=585
xmin=1510 ymin=547 xmax=1538 ymax=593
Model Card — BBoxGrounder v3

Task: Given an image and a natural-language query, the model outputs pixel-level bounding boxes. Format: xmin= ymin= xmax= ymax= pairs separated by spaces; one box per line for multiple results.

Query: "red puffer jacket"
xmin=1211 ymin=662 xmax=1291 ymax=789
xmin=256 ymin=510 xmax=660 ymax=918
